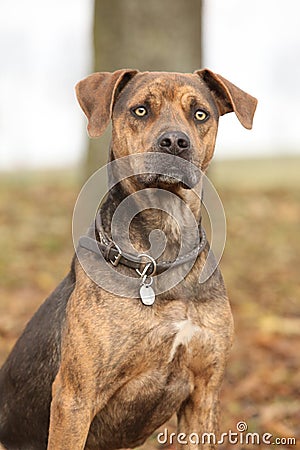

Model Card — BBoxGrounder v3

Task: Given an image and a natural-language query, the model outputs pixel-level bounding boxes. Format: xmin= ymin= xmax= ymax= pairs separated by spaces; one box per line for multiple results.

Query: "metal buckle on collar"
xmin=110 ymin=243 xmax=122 ymax=267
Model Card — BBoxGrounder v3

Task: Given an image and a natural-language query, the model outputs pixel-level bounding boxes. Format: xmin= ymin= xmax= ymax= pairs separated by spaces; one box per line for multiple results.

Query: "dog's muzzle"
xmin=139 ymin=150 xmax=201 ymax=190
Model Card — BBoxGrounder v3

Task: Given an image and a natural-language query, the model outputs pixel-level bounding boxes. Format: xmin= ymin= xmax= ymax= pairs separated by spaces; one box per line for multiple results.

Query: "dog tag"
xmin=139 ymin=284 xmax=155 ymax=306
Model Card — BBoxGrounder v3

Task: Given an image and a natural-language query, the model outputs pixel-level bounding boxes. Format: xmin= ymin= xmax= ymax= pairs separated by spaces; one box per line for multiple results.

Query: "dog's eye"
xmin=194 ymin=109 xmax=209 ymax=122
xmin=132 ymin=106 xmax=148 ymax=117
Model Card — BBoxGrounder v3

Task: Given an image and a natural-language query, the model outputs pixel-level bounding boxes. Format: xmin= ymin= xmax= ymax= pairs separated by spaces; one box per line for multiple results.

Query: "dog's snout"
xmin=158 ymin=131 xmax=190 ymax=155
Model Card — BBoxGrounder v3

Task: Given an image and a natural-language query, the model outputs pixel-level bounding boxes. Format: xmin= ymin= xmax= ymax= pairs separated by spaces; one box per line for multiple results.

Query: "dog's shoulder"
xmin=0 ymin=258 xmax=76 ymax=447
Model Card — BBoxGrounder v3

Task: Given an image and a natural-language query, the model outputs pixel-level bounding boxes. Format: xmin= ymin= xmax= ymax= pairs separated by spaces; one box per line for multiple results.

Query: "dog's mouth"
xmin=151 ymin=171 xmax=190 ymax=189
xmin=136 ymin=156 xmax=201 ymax=190
xmin=135 ymin=169 xmax=199 ymax=190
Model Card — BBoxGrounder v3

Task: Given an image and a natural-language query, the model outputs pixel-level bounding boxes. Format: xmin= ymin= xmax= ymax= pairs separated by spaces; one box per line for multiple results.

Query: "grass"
xmin=212 ymin=156 xmax=300 ymax=190
xmin=0 ymin=157 xmax=299 ymax=449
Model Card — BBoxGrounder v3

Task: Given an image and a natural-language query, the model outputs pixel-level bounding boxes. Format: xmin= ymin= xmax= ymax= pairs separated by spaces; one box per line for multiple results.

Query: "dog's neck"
xmin=100 ymin=181 xmax=202 ymax=262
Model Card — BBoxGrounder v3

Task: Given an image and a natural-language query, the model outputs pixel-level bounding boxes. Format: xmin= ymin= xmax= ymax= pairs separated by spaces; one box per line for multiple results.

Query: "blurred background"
xmin=0 ymin=1 xmax=299 ymax=449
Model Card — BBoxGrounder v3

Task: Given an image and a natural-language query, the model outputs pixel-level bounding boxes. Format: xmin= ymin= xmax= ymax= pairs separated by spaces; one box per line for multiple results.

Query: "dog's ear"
xmin=195 ymin=69 xmax=257 ymax=129
xmin=75 ymin=69 xmax=138 ymax=138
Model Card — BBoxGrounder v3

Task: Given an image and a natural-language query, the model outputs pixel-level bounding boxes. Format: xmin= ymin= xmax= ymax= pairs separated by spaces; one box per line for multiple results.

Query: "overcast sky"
xmin=0 ymin=0 xmax=299 ymax=170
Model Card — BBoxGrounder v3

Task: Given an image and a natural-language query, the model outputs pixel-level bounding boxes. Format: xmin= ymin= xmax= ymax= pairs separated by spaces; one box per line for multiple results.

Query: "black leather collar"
xmin=79 ymin=210 xmax=207 ymax=276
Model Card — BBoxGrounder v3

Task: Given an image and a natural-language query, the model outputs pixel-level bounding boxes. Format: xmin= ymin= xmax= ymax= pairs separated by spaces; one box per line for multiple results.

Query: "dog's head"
xmin=76 ymin=69 xmax=257 ymax=189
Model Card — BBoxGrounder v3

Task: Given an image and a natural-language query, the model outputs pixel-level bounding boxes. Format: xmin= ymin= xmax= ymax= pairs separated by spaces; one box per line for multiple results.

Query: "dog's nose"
xmin=158 ymin=131 xmax=190 ymax=155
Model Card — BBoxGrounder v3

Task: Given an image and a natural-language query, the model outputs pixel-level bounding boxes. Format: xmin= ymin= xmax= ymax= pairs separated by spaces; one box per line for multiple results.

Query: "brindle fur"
xmin=0 ymin=69 xmax=257 ymax=450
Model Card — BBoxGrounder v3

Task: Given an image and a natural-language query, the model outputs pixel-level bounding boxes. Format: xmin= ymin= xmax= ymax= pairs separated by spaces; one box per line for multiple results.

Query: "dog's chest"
xmin=168 ymin=318 xmax=201 ymax=361
xmin=87 ymin=312 xmax=207 ymax=449
xmin=113 ymin=305 xmax=204 ymax=373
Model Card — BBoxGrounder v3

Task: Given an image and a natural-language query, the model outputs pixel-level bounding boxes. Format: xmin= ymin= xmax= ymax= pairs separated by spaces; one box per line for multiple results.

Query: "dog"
xmin=0 ymin=69 xmax=257 ymax=450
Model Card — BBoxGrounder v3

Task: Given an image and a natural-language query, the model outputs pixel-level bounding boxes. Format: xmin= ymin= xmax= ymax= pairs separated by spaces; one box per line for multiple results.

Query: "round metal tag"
xmin=139 ymin=284 xmax=155 ymax=306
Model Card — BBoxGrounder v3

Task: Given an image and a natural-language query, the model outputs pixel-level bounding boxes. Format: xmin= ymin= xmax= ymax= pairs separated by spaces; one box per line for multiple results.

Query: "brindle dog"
xmin=0 ymin=69 xmax=257 ymax=450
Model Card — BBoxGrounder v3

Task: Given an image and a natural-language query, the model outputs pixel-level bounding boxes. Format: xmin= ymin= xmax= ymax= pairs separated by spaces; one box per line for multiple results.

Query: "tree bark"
xmin=85 ymin=0 xmax=202 ymax=177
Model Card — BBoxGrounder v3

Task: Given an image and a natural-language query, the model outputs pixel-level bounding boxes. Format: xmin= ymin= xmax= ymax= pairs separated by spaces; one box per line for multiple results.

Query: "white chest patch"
xmin=169 ymin=319 xmax=201 ymax=362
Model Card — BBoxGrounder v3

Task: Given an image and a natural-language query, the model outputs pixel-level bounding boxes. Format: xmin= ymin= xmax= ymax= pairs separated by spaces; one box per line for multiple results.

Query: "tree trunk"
xmin=85 ymin=0 xmax=202 ymax=177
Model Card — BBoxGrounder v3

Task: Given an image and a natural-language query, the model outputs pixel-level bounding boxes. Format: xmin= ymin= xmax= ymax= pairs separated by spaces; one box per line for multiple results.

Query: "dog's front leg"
xmin=46 ymin=291 xmax=103 ymax=450
xmin=47 ymin=369 xmax=92 ymax=450
xmin=176 ymin=374 xmax=222 ymax=450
